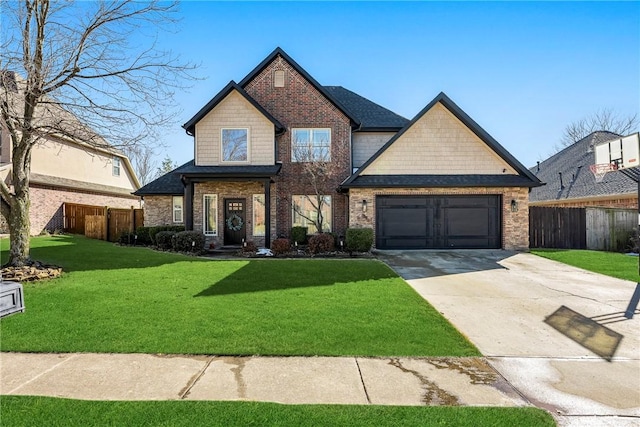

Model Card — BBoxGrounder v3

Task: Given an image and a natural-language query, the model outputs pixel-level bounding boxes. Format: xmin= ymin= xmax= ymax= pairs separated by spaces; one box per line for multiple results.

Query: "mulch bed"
xmin=1 ymin=261 xmax=63 ymax=282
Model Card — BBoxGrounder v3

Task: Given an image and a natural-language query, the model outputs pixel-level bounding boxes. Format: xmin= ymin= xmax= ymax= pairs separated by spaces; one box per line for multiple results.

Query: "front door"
xmin=224 ymin=198 xmax=246 ymax=245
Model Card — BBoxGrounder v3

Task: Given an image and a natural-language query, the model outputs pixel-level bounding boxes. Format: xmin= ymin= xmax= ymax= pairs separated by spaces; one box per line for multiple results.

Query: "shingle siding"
xmin=363 ymin=103 xmax=517 ymax=176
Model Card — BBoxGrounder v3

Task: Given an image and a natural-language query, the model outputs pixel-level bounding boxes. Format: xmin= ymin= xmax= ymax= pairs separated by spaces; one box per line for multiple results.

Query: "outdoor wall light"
xmin=362 ymin=199 xmax=367 ymax=213
xmin=511 ymin=199 xmax=519 ymax=212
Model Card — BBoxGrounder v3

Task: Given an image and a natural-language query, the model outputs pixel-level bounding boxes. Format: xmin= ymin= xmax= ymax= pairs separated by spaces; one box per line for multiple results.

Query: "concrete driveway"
xmin=378 ymin=250 xmax=640 ymax=427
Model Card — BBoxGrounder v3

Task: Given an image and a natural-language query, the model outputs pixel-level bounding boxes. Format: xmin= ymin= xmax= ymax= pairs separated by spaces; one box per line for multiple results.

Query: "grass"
xmin=0 ymin=396 xmax=556 ymax=427
xmin=532 ymin=249 xmax=640 ymax=282
xmin=0 ymin=235 xmax=478 ymax=357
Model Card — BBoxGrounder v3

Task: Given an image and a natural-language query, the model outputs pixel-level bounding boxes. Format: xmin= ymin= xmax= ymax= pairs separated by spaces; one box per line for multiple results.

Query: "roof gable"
xmin=183 ymin=81 xmax=284 ymax=135
xmin=343 ymin=92 xmax=541 ymax=187
xmin=237 ymin=47 xmax=360 ymax=127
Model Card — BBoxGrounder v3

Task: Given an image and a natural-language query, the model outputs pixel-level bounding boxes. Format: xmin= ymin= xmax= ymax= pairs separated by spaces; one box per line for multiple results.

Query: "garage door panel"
xmin=376 ymin=195 xmax=501 ymax=249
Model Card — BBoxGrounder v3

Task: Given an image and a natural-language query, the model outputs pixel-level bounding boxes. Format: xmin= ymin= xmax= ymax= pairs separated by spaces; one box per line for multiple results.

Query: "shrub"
xmin=155 ymin=231 xmax=176 ymax=250
xmin=308 ymin=233 xmax=335 ymax=254
xmin=117 ymin=231 xmax=136 ymax=245
xmin=172 ymin=230 xmax=205 ymax=253
xmin=242 ymin=241 xmax=258 ymax=254
xmin=271 ymin=238 xmax=291 ymax=256
xmin=135 ymin=226 xmax=152 ymax=246
xmin=346 ymin=228 xmax=374 ymax=252
xmin=290 ymin=226 xmax=308 ymax=244
xmin=149 ymin=225 xmax=185 ymax=244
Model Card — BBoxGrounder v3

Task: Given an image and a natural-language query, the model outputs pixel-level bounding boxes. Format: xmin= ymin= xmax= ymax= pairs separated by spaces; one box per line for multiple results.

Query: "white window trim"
xmin=112 ymin=157 xmax=121 ymax=176
xmin=291 ymin=194 xmax=332 ymax=233
xmin=203 ymin=194 xmax=218 ymax=236
xmin=172 ymin=196 xmax=183 ymax=224
xmin=253 ymin=194 xmax=266 ymax=237
xmin=220 ymin=128 xmax=250 ymax=163
xmin=291 ymin=128 xmax=331 ymax=162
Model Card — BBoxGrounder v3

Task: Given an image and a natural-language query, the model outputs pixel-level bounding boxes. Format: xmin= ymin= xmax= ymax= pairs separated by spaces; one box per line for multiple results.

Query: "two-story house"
xmin=0 ymin=71 xmax=141 ymax=235
xmin=135 ymin=48 xmax=541 ymax=250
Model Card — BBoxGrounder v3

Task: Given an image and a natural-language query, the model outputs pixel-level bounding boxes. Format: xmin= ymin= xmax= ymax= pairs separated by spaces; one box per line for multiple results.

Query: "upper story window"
xmin=292 ymin=128 xmax=331 ymax=162
xmin=222 ymin=128 xmax=248 ymax=162
xmin=112 ymin=157 xmax=121 ymax=176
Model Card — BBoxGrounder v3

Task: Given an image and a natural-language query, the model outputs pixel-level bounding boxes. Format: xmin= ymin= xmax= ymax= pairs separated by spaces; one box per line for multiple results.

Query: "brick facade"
xmin=244 ymin=56 xmax=352 ymax=237
xmin=26 ymin=185 xmax=139 ymax=235
xmin=348 ymin=187 xmax=530 ymax=251
xmin=143 ymin=196 xmax=178 ymax=227
xmin=530 ymin=196 xmax=637 ymax=209
xmin=192 ymin=181 xmax=276 ymax=248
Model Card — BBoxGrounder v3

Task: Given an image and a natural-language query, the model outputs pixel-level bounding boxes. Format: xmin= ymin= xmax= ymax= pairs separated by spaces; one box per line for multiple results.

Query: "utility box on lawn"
xmin=0 ymin=281 xmax=25 ymax=318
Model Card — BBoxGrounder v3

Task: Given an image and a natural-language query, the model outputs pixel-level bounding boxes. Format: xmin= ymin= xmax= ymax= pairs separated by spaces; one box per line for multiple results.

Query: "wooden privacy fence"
xmin=64 ymin=203 xmax=144 ymax=242
xmin=530 ymin=206 xmax=636 ymax=251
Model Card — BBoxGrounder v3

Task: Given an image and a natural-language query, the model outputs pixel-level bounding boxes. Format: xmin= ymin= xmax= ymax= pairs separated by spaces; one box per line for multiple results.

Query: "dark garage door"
xmin=376 ymin=195 xmax=501 ymax=249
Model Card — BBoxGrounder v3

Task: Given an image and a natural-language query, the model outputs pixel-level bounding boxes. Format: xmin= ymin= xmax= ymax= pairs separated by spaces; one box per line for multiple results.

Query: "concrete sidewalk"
xmin=1 ymin=352 xmax=528 ymax=407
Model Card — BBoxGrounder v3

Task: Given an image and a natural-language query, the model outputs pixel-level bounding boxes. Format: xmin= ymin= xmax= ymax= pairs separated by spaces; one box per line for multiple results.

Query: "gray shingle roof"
xmin=529 ymin=131 xmax=637 ymax=203
xmin=133 ymin=161 xmax=282 ymax=196
xmin=323 ymin=86 xmax=409 ymax=130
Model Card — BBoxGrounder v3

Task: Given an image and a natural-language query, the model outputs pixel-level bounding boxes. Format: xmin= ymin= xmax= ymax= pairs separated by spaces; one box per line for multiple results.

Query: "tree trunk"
xmin=7 ymin=195 xmax=31 ymax=267
xmin=6 ymin=142 xmax=32 ymax=267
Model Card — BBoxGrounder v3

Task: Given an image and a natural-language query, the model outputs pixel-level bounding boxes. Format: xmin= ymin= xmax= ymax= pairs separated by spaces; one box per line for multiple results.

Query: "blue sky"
xmin=157 ymin=1 xmax=639 ymax=169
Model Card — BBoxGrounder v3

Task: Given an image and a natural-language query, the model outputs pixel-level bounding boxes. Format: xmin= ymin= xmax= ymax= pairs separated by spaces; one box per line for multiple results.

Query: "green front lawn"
xmin=0 ymin=235 xmax=478 ymax=356
xmin=0 ymin=397 xmax=555 ymax=427
xmin=532 ymin=249 xmax=640 ymax=282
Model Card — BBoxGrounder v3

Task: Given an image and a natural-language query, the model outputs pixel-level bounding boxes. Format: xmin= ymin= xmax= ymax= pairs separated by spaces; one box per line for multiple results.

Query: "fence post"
xmin=104 ymin=206 xmax=109 ymax=241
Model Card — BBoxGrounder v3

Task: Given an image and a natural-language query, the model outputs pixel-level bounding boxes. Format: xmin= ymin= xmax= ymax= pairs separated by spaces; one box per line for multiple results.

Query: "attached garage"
xmin=376 ymin=195 xmax=501 ymax=249
xmin=341 ymin=93 xmax=543 ymax=251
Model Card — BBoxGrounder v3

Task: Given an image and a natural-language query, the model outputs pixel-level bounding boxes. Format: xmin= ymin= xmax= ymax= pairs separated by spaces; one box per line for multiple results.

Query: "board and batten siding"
xmin=362 ymin=102 xmax=517 ymax=175
xmin=195 ymin=90 xmax=275 ymax=166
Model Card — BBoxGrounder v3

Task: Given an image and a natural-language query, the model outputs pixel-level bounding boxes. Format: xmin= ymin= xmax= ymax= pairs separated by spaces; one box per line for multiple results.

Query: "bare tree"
xmin=123 ymin=146 xmax=157 ymax=186
xmin=291 ymin=131 xmax=334 ymax=234
xmin=560 ymin=109 xmax=639 ymax=147
xmin=0 ymin=0 xmax=196 ymax=266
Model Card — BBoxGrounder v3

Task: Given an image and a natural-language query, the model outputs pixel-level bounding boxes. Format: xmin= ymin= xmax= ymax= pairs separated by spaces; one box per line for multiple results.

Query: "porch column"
xmin=184 ymin=178 xmax=194 ymax=230
xmin=264 ymin=179 xmax=271 ymax=248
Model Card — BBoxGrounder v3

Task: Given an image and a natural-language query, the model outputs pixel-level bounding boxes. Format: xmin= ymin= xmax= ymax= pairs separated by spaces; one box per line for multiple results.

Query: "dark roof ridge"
xmin=182 ymin=81 xmax=284 ymax=135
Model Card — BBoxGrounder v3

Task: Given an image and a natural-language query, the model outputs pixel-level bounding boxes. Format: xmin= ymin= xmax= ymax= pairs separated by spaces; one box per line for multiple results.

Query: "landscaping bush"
xmin=308 ymin=233 xmax=335 ymax=254
xmin=290 ymin=226 xmax=308 ymax=245
xmin=155 ymin=231 xmax=176 ymax=250
xmin=171 ymin=230 xmax=205 ymax=253
xmin=271 ymin=238 xmax=291 ymax=256
xmin=242 ymin=241 xmax=258 ymax=254
xmin=346 ymin=228 xmax=374 ymax=252
xmin=149 ymin=225 xmax=185 ymax=244
xmin=135 ymin=226 xmax=152 ymax=246
xmin=117 ymin=231 xmax=136 ymax=245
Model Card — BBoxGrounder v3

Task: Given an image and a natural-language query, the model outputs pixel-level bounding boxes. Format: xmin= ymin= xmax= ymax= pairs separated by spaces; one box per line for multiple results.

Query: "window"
xmin=292 ymin=195 xmax=331 ymax=233
xmin=221 ymin=128 xmax=248 ymax=162
xmin=253 ymin=194 xmax=266 ymax=236
xmin=292 ymin=128 xmax=331 ymax=162
xmin=112 ymin=157 xmax=121 ymax=176
xmin=203 ymin=194 xmax=218 ymax=235
xmin=172 ymin=196 xmax=183 ymax=223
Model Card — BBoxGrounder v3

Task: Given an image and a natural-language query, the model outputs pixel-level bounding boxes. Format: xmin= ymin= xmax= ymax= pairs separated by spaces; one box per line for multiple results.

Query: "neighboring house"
xmin=529 ymin=131 xmax=638 ymax=209
xmin=136 ymin=47 xmax=541 ymax=250
xmin=0 ymin=72 xmax=141 ymax=235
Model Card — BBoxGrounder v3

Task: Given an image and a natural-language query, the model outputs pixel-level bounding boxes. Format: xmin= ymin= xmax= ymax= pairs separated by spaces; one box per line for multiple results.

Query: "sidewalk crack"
xmin=179 ymin=355 xmax=215 ymax=399
xmin=354 ymin=358 xmax=371 ymax=404
xmin=6 ymin=354 xmax=77 ymax=395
